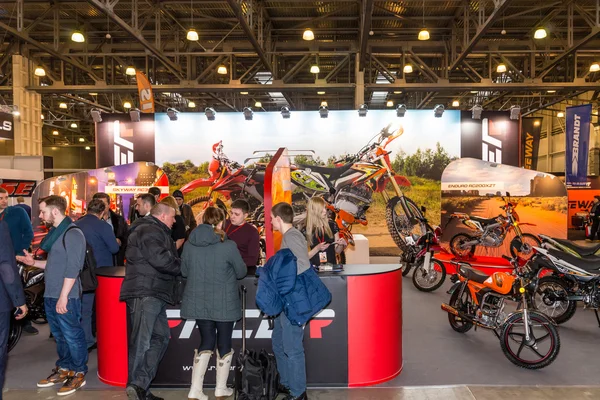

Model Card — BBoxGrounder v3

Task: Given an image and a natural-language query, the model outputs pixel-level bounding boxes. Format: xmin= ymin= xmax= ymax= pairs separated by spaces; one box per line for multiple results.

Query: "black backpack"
xmin=235 ymin=286 xmax=280 ymax=400
xmin=62 ymin=226 xmax=98 ymax=292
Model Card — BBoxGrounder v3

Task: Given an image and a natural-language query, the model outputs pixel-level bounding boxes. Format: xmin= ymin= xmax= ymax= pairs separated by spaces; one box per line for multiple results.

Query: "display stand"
xmin=436 ymin=252 xmax=512 ymax=275
xmin=263 ymin=147 xmax=292 ymax=259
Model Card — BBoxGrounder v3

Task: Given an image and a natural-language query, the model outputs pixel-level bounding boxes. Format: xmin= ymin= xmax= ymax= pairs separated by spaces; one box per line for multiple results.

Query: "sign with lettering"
xmin=0 ymin=179 xmax=37 ymax=197
xmin=521 ymin=117 xmax=542 ymax=170
xmin=460 ymin=111 xmax=519 ymax=167
xmin=565 ymin=105 xmax=592 ymax=187
xmin=0 ymin=112 xmax=14 ymax=140
xmin=95 ymin=114 xmax=156 ymax=168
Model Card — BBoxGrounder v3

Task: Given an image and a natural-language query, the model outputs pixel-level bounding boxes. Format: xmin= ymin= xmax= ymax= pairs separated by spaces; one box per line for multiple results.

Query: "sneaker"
xmin=126 ymin=384 xmax=147 ymax=400
xmin=37 ymin=368 xmax=70 ymax=388
xmin=57 ymin=371 xmax=86 ymax=396
xmin=23 ymin=324 xmax=39 ymax=335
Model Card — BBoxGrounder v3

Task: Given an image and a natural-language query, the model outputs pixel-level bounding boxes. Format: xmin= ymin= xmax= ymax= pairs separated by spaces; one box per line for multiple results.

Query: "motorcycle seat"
xmin=470 ymin=215 xmax=499 ymax=226
xmin=458 ymin=264 xmax=490 ymax=284
xmin=547 ymin=248 xmax=600 ymax=272
xmin=552 ymin=238 xmax=600 ymax=257
xmin=298 ymin=163 xmax=354 ymax=181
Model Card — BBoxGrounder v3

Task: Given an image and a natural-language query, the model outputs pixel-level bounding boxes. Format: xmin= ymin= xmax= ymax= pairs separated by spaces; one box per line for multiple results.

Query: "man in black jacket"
xmin=92 ymin=192 xmax=128 ymax=265
xmin=0 ymin=221 xmax=28 ymax=394
xmin=120 ymin=203 xmax=181 ymax=400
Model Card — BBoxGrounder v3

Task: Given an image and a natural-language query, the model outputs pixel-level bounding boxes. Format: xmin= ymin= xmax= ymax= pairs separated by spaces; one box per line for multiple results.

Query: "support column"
xmin=355 ymin=54 xmax=364 ymax=109
xmin=12 ymin=55 xmax=42 ymax=156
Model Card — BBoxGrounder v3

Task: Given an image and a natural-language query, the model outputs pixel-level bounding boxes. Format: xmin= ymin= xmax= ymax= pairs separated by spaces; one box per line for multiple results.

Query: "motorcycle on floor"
xmin=400 ymin=206 xmax=448 ymax=292
xmin=448 ymin=193 xmax=540 ymax=259
xmin=8 ymin=263 xmax=46 ymax=353
xmin=441 ymin=254 xmax=560 ymax=369
xmin=528 ymin=243 xmax=600 ymax=326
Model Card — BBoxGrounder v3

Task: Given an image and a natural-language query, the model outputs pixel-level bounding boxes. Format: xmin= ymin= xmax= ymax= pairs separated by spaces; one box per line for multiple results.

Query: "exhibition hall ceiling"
xmin=1 ymin=1 xmax=600 ymax=144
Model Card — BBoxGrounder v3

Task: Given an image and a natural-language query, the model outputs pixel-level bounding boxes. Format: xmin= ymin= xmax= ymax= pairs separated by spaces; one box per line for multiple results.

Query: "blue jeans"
xmin=81 ymin=293 xmax=96 ymax=349
xmin=272 ymin=313 xmax=306 ymax=397
xmin=45 ymin=297 xmax=88 ymax=373
xmin=126 ymin=297 xmax=170 ymax=391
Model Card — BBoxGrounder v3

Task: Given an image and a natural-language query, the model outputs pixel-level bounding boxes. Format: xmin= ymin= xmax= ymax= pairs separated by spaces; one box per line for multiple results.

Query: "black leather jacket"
xmin=591 ymin=202 xmax=600 ymax=219
xmin=120 ymin=216 xmax=181 ymax=305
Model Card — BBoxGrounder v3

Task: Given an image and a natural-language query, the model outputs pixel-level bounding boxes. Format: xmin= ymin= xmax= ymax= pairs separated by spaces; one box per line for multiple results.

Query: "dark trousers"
xmin=0 ymin=310 xmax=9 ymax=399
xmin=126 ymin=297 xmax=170 ymax=390
xmin=592 ymin=217 xmax=600 ymax=240
xmin=196 ymin=319 xmax=234 ymax=356
xmin=45 ymin=298 xmax=88 ymax=373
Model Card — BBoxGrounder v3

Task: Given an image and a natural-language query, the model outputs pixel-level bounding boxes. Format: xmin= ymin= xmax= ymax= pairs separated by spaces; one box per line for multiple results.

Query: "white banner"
xmin=441 ymin=181 xmax=505 ymax=191
xmin=104 ymin=185 xmax=169 ymax=195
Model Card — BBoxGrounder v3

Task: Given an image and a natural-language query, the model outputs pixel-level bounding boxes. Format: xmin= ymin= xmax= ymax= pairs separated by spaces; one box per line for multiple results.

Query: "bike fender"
xmin=518 ymin=222 xmax=537 ymax=227
xmin=447 ymin=282 xmax=461 ymax=295
xmin=180 ymin=178 xmax=217 ymax=193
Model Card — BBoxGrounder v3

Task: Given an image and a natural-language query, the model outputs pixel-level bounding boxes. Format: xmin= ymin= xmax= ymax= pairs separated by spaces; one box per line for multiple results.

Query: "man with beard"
xmin=17 ymin=195 xmax=88 ymax=396
xmin=120 ymin=203 xmax=180 ymax=400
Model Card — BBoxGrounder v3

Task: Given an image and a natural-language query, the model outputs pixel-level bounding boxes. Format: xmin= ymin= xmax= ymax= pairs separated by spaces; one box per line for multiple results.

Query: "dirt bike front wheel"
xmin=412 ymin=259 xmax=446 ymax=292
xmin=449 ymin=233 xmax=476 ymax=258
xmin=509 ymin=233 xmax=541 ymax=259
xmin=401 ymin=262 xmax=412 ymax=276
xmin=385 ymin=196 xmax=426 ymax=250
xmin=499 ymin=311 xmax=560 ymax=370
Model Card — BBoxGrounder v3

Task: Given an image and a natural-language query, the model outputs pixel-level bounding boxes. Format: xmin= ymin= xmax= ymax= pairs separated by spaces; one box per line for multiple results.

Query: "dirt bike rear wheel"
xmin=447 ymin=285 xmax=473 ymax=333
xmin=8 ymin=317 xmax=22 ymax=353
xmin=385 ymin=196 xmax=426 ymax=251
xmin=532 ymin=276 xmax=577 ymax=324
xmin=186 ymin=195 xmax=211 ymax=208
xmin=449 ymin=233 xmax=476 ymax=258
xmin=500 ymin=311 xmax=560 ymax=369
xmin=401 ymin=263 xmax=412 ymax=276
xmin=412 ymin=259 xmax=446 ymax=292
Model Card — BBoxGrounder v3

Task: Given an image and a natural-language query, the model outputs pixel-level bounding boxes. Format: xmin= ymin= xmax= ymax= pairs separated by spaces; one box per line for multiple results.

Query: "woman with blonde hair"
xmin=181 ymin=207 xmax=246 ymax=400
xmin=160 ymin=195 xmax=187 ymax=253
xmin=304 ymin=197 xmax=347 ymax=266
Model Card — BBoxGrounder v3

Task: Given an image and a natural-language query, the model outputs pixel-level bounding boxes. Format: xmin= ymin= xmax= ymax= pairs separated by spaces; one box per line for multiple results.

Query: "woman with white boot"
xmin=180 ymin=207 xmax=247 ymax=400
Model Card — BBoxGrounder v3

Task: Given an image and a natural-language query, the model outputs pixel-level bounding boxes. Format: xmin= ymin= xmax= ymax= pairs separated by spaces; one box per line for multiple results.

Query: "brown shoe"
xmin=57 ymin=371 xmax=86 ymax=396
xmin=37 ymin=367 xmax=70 ymax=388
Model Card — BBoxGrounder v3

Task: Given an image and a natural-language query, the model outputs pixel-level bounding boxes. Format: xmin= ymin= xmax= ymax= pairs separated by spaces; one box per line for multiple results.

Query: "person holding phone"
xmin=303 ymin=197 xmax=347 ymax=266
xmin=0 ymin=220 xmax=28 ymax=396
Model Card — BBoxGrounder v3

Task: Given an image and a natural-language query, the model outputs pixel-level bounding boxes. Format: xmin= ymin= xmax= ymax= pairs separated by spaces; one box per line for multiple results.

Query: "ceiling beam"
xmin=358 ymin=0 xmax=374 ymax=71
xmin=449 ymin=0 xmax=512 ymax=71
xmin=225 ymin=0 xmax=272 ymax=74
xmin=522 ymin=91 xmax=588 ymax=116
xmin=0 ymin=20 xmax=100 ymax=82
xmin=537 ymin=27 xmax=600 ymax=79
xmin=85 ymin=0 xmax=184 ymax=80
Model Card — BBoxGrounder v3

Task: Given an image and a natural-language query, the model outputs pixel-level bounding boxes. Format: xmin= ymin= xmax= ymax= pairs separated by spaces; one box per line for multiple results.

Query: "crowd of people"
xmin=0 ymin=187 xmax=341 ymax=400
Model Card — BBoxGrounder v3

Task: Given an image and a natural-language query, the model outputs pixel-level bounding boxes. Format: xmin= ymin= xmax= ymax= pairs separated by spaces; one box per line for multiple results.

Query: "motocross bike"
xmin=448 ymin=193 xmax=540 ymax=259
xmin=290 ymin=124 xmax=425 ymax=251
xmin=442 ymin=255 xmax=560 ymax=369
xmin=400 ymin=206 xmax=449 ymax=292
xmin=538 ymin=233 xmax=600 ymax=259
xmin=181 ymin=141 xmax=266 ymax=213
xmin=528 ymin=243 xmax=600 ymax=326
xmin=8 ymin=263 xmax=46 ymax=353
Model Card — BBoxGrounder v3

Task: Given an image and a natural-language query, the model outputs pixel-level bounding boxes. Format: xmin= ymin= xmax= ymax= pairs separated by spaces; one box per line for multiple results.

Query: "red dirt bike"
xmin=180 ymin=141 xmax=266 ymax=212
xmin=448 ymin=194 xmax=540 ymax=259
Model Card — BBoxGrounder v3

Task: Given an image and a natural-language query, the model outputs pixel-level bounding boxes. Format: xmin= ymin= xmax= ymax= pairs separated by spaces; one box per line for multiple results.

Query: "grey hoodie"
xmin=180 ymin=224 xmax=247 ymax=322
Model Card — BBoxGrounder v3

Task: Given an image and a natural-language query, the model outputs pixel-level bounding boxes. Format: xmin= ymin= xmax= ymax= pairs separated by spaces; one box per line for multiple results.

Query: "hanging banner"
xmin=95 ymin=114 xmax=156 ymax=168
xmin=521 ymin=117 xmax=542 ymax=170
xmin=0 ymin=112 xmax=14 ymax=140
xmin=460 ymin=111 xmax=520 ymax=167
xmin=136 ymin=71 xmax=155 ymax=113
xmin=565 ymin=104 xmax=592 ymax=187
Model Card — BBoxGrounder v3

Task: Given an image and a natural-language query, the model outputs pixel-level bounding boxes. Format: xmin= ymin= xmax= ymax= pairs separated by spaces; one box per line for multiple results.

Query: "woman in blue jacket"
xmin=181 ymin=207 xmax=247 ymax=400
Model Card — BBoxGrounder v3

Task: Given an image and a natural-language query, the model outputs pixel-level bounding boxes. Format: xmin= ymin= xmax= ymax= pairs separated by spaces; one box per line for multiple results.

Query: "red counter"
xmin=95 ymin=265 xmax=402 ymax=388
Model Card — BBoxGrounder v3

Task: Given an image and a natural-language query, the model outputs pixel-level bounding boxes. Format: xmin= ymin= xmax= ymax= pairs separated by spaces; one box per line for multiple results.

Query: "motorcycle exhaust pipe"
xmin=441 ymin=303 xmax=461 ymax=316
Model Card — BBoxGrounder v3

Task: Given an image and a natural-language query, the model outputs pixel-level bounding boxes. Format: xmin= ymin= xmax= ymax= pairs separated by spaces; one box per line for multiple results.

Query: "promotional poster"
xmin=0 ymin=179 xmax=37 ymax=197
xmin=521 ymin=117 xmax=542 ymax=170
xmin=460 ymin=111 xmax=520 ymax=167
xmin=0 ymin=112 xmax=14 ymax=140
xmin=30 ymin=162 xmax=168 ymax=248
xmin=565 ymin=104 xmax=592 ymax=187
xmin=95 ymin=114 xmax=156 ymax=168
xmin=441 ymin=158 xmax=567 ymax=257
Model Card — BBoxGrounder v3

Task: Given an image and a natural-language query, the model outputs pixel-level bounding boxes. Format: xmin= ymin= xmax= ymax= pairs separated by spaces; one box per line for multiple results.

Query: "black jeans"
xmin=592 ymin=217 xmax=600 ymax=240
xmin=126 ymin=297 xmax=170 ymax=390
xmin=0 ymin=310 xmax=9 ymax=399
xmin=196 ymin=319 xmax=234 ymax=357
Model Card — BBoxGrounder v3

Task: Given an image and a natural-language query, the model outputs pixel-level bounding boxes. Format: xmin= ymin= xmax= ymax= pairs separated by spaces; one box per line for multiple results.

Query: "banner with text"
xmin=565 ymin=104 xmax=592 ymax=187
xmin=0 ymin=112 xmax=14 ymax=140
xmin=136 ymin=71 xmax=155 ymax=113
xmin=95 ymin=114 xmax=156 ymax=168
xmin=521 ymin=117 xmax=542 ymax=170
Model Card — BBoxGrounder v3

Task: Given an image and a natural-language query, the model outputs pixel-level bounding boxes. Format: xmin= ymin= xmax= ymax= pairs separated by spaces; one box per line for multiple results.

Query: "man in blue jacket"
xmin=0 ymin=221 xmax=28 ymax=396
xmin=0 ymin=187 xmax=36 ymax=335
xmin=270 ymin=202 xmax=310 ymax=400
xmin=76 ymin=199 xmax=120 ymax=351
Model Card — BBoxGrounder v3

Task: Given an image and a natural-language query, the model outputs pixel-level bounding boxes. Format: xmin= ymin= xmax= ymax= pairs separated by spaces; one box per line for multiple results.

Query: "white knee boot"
xmin=188 ymin=350 xmax=212 ymax=400
xmin=214 ymin=350 xmax=234 ymax=399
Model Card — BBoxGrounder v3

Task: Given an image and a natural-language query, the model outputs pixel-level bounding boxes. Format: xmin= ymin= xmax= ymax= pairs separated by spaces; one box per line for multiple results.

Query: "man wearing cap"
xmin=173 ymin=190 xmax=196 ymax=236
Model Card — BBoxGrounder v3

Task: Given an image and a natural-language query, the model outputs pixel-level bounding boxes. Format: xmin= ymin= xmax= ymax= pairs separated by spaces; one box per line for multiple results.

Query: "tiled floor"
xmin=4 ymin=386 xmax=600 ymax=399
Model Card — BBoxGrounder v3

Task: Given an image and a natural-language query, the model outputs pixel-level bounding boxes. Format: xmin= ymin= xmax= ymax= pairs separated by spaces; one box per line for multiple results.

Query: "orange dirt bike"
xmin=448 ymin=193 xmax=540 ymax=259
xmin=291 ymin=124 xmax=426 ymax=251
xmin=442 ymin=255 xmax=560 ymax=369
